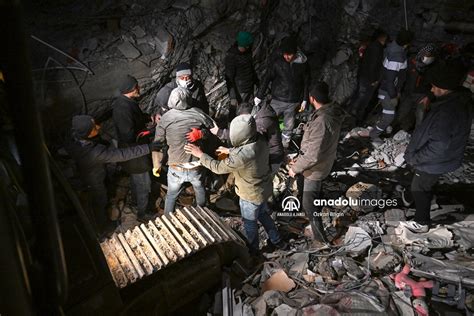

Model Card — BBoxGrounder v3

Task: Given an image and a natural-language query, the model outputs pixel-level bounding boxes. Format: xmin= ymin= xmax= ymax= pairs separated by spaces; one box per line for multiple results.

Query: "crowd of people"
xmin=67 ymin=29 xmax=473 ymax=256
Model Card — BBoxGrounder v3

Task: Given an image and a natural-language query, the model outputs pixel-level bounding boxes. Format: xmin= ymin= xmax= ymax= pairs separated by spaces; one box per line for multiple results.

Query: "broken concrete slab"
xmin=242 ymin=284 xmax=259 ymax=297
xmin=262 ymin=290 xmax=284 ymax=308
xmin=288 ymin=252 xmax=309 ymax=277
xmin=154 ymin=27 xmax=173 ymax=58
xmin=132 ymin=25 xmax=146 ymax=38
xmin=392 ymin=291 xmax=415 ymax=316
xmin=117 ymin=41 xmax=141 ymax=59
xmin=271 ymin=304 xmax=297 ymax=316
xmin=251 ymin=296 xmax=267 ymax=316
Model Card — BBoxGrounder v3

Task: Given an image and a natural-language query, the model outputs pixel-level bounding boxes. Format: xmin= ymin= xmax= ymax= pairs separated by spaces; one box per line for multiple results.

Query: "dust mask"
xmin=422 ymin=56 xmax=435 ymax=65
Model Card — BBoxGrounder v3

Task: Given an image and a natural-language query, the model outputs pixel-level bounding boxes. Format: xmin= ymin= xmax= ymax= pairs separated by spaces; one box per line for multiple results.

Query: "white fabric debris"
xmin=342 ymin=226 xmax=372 ymax=256
xmin=393 ymin=225 xmax=454 ymax=249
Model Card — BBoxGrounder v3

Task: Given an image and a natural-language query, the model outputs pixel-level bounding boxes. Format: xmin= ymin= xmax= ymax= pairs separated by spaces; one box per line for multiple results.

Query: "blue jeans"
xmin=130 ymin=172 xmax=151 ymax=216
xmin=239 ymin=199 xmax=281 ymax=252
xmin=165 ymin=167 xmax=206 ymax=214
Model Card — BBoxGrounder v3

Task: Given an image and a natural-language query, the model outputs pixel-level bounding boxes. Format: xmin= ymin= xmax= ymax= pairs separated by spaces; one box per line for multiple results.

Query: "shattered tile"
xmin=271 ymin=304 xmax=297 ymax=316
xmin=262 ymin=290 xmax=284 ymax=308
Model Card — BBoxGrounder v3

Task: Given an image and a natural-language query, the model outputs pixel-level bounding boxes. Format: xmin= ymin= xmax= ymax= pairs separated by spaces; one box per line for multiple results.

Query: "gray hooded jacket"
xmin=154 ymin=87 xmax=214 ymax=165
xmin=200 ymin=114 xmax=272 ymax=204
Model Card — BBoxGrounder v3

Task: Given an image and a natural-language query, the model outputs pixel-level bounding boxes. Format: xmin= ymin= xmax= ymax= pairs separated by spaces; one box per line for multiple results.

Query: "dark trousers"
xmin=130 ymin=171 xmax=151 ymax=216
xmin=411 ymin=170 xmax=440 ymax=225
xmin=88 ymin=184 xmax=110 ymax=234
xmin=302 ymin=178 xmax=326 ymax=242
xmin=350 ymin=79 xmax=377 ymax=124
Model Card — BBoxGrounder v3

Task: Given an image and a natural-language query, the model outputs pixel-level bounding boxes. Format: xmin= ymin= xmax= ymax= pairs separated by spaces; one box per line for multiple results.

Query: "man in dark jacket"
xmin=369 ymin=29 xmax=413 ymax=144
xmin=225 ymin=31 xmax=259 ymax=118
xmin=211 ymin=102 xmax=284 ymax=175
xmin=394 ymin=43 xmax=439 ymax=131
xmin=67 ymin=115 xmax=151 ymax=237
xmin=288 ymin=83 xmax=344 ymax=247
xmin=404 ymin=61 xmax=471 ymax=233
xmin=350 ymin=29 xmax=387 ymax=124
xmin=112 ymin=75 xmax=154 ymax=222
xmin=255 ymin=36 xmax=309 ymax=148
xmin=149 ymin=63 xmax=209 ymax=115
xmin=152 ymin=86 xmax=215 ymax=214
xmin=184 ymin=114 xmax=288 ymax=254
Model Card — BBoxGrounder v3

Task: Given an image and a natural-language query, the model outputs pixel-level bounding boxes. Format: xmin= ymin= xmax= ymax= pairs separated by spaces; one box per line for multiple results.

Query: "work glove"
xmin=186 ymin=128 xmax=203 ymax=142
xmin=137 ymin=130 xmax=151 ymax=138
xmin=254 ymin=97 xmax=262 ymax=106
xmin=152 ymin=167 xmax=161 ymax=177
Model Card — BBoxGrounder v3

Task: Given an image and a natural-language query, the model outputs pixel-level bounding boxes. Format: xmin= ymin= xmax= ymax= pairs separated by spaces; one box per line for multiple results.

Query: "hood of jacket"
xmin=168 ymin=86 xmax=192 ymax=110
xmin=229 ymin=114 xmax=257 ymax=147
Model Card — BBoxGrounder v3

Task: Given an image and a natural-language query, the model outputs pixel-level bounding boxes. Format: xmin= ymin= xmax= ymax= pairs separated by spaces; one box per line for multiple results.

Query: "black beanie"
xmin=280 ymin=36 xmax=297 ymax=54
xmin=396 ymin=29 xmax=413 ymax=46
xmin=72 ymin=115 xmax=95 ymax=139
xmin=119 ymin=75 xmax=138 ymax=94
xmin=430 ymin=60 xmax=467 ymax=90
xmin=310 ymin=82 xmax=330 ymax=104
xmin=175 ymin=62 xmax=192 ymax=77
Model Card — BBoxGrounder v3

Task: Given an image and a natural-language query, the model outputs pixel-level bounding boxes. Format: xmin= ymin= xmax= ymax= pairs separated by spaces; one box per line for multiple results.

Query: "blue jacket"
xmin=404 ymin=88 xmax=473 ymax=174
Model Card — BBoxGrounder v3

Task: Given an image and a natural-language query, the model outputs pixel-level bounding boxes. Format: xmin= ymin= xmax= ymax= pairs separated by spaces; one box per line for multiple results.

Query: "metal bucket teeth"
xmin=100 ymin=207 xmax=244 ymax=288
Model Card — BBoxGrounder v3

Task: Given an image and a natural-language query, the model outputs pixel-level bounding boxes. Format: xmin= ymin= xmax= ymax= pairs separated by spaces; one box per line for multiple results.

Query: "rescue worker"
xmin=184 ymin=114 xmax=288 ymax=254
xmin=288 ymin=83 xmax=344 ymax=247
xmin=255 ymin=36 xmax=309 ymax=148
xmin=67 ymin=115 xmax=151 ymax=238
xmin=112 ymin=75 xmax=155 ymax=222
xmin=403 ymin=61 xmax=471 ymax=233
xmin=225 ymin=31 xmax=259 ymax=118
xmin=350 ymin=29 xmax=388 ymax=124
xmin=149 ymin=62 xmax=209 ymax=115
xmin=152 ymin=87 xmax=215 ymax=214
xmin=369 ymin=29 xmax=413 ymax=145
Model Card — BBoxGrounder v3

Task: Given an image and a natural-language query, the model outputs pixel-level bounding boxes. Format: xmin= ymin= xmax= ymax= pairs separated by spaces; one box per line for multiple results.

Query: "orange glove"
xmin=186 ymin=128 xmax=203 ymax=142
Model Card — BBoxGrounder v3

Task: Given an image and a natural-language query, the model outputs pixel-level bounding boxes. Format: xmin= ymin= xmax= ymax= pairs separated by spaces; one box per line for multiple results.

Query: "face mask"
xmin=422 ymin=56 xmax=435 ymax=65
xmin=177 ymin=78 xmax=193 ymax=89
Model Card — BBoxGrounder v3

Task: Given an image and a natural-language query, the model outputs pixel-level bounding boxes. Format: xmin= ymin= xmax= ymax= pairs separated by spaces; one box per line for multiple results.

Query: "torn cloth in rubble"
xmin=393 ymin=224 xmax=453 ymax=249
xmin=445 ymin=216 xmax=474 ymax=250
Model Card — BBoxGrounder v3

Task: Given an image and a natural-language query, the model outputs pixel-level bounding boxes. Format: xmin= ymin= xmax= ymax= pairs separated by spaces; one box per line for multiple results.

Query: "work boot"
xmin=273 ymin=239 xmax=289 ymax=251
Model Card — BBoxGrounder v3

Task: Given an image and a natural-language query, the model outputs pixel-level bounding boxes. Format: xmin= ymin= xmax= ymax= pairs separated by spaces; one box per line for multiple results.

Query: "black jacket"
xmin=257 ymin=50 xmax=309 ymax=103
xmin=225 ymin=44 xmax=258 ymax=99
xmin=149 ymin=80 xmax=209 ymax=115
xmin=66 ymin=137 xmax=150 ymax=188
xmin=112 ymin=95 xmax=152 ymax=173
xmin=216 ymin=103 xmax=284 ymax=164
xmin=359 ymin=40 xmax=384 ymax=84
xmin=405 ymin=88 xmax=473 ymax=174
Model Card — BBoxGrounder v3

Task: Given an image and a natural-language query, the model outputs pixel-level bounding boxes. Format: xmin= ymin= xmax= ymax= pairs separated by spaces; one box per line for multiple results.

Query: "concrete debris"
xmin=172 ymin=0 xmax=193 ymax=10
xmin=117 ymin=41 xmax=141 ymax=59
xmin=362 ymin=130 xmax=410 ymax=170
xmin=440 ymin=161 xmax=474 ymax=184
xmin=368 ymin=245 xmax=402 ymax=274
xmin=132 ymin=26 xmax=146 ymax=38
xmin=242 ymin=284 xmax=259 ymax=297
xmin=384 ymin=209 xmax=406 ymax=227
xmin=251 ymin=296 xmax=267 ymax=316
xmin=392 ymin=291 xmax=415 ymax=316
xmin=154 ymin=27 xmax=173 ymax=58
xmin=302 ymin=304 xmax=340 ymax=316
xmin=446 ymin=219 xmax=474 ymax=250
xmin=345 ymin=182 xmax=382 ymax=213
xmin=288 ymin=253 xmax=309 ymax=277
xmin=262 ymin=290 xmax=284 ymax=308
xmin=342 ymin=226 xmax=372 ymax=257
xmin=393 ymin=224 xmax=454 ymax=249
xmin=271 ymin=304 xmax=297 ymax=316
xmin=332 ymin=47 xmax=352 ymax=66
xmin=342 ymin=127 xmax=371 ymax=141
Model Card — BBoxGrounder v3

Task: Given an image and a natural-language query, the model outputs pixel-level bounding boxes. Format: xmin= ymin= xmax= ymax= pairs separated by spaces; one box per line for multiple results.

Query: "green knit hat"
xmin=236 ymin=31 xmax=253 ymax=48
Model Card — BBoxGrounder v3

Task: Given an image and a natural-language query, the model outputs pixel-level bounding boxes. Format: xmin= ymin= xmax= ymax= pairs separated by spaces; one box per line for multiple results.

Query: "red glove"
xmin=186 ymin=128 xmax=203 ymax=142
xmin=137 ymin=130 xmax=151 ymax=138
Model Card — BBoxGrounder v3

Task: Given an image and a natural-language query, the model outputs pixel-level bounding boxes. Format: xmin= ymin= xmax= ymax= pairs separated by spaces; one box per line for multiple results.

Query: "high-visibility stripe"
xmin=375 ymin=126 xmax=384 ymax=131
xmin=378 ymin=94 xmax=386 ymax=99
xmin=382 ymin=109 xmax=396 ymax=115
xmin=383 ymin=58 xmax=408 ymax=71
